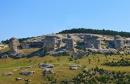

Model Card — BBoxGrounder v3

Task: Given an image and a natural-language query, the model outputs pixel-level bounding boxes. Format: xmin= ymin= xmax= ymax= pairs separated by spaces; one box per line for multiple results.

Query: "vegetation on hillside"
xmin=70 ymin=67 xmax=130 ymax=84
xmin=59 ymin=28 xmax=130 ymax=37
xmin=1 ymin=52 xmax=130 ymax=84
xmin=103 ymin=59 xmax=130 ymax=66
xmin=1 ymin=37 xmax=33 ymax=44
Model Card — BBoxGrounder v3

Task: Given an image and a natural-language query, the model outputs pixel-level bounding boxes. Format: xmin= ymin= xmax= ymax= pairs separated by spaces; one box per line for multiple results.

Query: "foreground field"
xmin=1 ymin=54 xmax=130 ymax=84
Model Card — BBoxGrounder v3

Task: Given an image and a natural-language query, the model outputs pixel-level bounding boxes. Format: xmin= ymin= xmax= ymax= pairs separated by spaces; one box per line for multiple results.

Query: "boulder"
xmin=16 ymin=77 xmax=23 ymax=81
xmin=69 ymin=64 xmax=81 ymax=70
xmin=39 ymin=63 xmax=54 ymax=69
xmin=42 ymin=68 xmax=54 ymax=76
xmin=0 ymin=54 xmax=8 ymax=58
xmin=19 ymin=71 xmax=35 ymax=76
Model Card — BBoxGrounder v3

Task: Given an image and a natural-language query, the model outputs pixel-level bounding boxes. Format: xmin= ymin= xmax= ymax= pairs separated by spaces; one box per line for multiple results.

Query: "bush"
xmin=103 ymin=59 xmax=130 ymax=66
xmin=61 ymin=67 xmax=130 ymax=84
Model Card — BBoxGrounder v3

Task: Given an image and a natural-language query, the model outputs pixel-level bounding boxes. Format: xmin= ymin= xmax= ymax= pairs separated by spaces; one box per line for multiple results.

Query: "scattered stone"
xmin=69 ymin=64 xmax=81 ymax=70
xmin=39 ymin=63 xmax=54 ymax=69
xmin=19 ymin=71 xmax=35 ymax=76
xmin=16 ymin=77 xmax=23 ymax=81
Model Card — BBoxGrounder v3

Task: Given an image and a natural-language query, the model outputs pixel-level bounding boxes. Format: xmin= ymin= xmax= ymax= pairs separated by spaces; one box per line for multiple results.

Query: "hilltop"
xmin=2 ymin=28 xmax=130 ymax=44
xmin=59 ymin=28 xmax=130 ymax=37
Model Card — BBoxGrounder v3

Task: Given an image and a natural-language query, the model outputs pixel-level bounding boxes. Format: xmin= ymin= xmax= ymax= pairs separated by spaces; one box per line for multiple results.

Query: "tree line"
xmin=58 ymin=28 xmax=130 ymax=37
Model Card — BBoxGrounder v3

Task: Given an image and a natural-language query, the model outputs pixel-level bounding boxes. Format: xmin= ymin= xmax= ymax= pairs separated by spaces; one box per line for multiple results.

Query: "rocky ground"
xmin=1 ymin=48 xmax=130 ymax=84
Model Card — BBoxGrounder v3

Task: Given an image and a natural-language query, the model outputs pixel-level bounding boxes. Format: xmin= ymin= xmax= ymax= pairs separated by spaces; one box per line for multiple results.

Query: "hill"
xmin=2 ymin=28 xmax=130 ymax=44
xmin=58 ymin=28 xmax=130 ymax=37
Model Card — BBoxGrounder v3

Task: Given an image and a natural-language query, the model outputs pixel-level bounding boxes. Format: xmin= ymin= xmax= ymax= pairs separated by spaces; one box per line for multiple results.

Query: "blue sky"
xmin=0 ymin=0 xmax=130 ymax=41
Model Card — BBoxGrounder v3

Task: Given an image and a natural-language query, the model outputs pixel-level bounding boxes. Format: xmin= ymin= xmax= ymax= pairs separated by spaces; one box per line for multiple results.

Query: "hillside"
xmin=2 ymin=28 xmax=130 ymax=83
xmin=1 ymin=53 xmax=130 ymax=83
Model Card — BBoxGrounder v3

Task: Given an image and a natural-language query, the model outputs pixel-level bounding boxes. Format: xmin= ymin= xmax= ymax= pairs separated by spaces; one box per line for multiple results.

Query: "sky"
xmin=0 ymin=0 xmax=130 ymax=41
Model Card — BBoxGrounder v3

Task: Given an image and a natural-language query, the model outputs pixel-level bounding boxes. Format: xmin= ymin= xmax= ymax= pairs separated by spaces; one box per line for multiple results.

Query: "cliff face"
xmin=14 ymin=33 xmax=130 ymax=50
xmin=3 ymin=28 xmax=130 ymax=54
xmin=2 ymin=33 xmax=130 ymax=58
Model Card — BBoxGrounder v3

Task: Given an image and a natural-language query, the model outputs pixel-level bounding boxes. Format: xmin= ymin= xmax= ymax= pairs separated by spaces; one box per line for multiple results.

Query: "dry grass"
xmin=1 ymin=49 xmax=130 ymax=84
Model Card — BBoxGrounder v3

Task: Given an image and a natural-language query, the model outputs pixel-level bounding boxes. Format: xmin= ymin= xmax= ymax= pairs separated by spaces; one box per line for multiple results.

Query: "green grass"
xmin=1 ymin=51 xmax=130 ymax=83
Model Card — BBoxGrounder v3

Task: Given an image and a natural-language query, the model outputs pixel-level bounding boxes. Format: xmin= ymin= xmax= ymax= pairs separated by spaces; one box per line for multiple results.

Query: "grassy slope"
xmin=1 ymin=49 xmax=130 ymax=84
